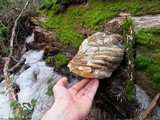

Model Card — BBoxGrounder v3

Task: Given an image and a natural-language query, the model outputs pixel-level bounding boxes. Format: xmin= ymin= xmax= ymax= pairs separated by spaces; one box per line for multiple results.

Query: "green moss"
xmin=135 ymin=29 xmax=160 ymax=52
xmin=45 ymin=56 xmax=53 ymax=64
xmin=146 ymin=65 xmax=160 ymax=91
xmin=135 ymin=29 xmax=160 ymax=92
xmin=125 ymin=80 xmax=136 ymax=101
xmin=55 ymin=53 xmax=69 ymax=68
xmin=41 ymin=0 xmax=57 ymax=6
xmin=39 ymin=0 xmax=160 ymax=48
xmin=122 ymin=18 xmax=134 ymax=49
xmin=136 ymin=56 xmax=152 ymax=70
xmin=40 ymin=0 xmax=63 ymax=14
xmin=122 ymin=18 xmax=133 ymax=34
xmin=122 ymin=18 xmax=136 ymax=82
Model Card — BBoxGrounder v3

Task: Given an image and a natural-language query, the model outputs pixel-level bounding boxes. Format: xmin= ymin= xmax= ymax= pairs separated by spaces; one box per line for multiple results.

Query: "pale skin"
xmin=41 ymin=77 xmax=99 ymax=120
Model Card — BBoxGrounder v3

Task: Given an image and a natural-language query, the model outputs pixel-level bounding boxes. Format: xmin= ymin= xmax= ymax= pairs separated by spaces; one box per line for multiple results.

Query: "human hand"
xmin=41 ymin=77 xmax=99 ymax=120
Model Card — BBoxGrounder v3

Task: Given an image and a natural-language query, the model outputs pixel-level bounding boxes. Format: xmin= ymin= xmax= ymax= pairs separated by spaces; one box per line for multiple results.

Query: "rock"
xmin=68 ymin=32 xmax=124 ymax=79
xmin=132 ymin=14 xmax=160 ymax=33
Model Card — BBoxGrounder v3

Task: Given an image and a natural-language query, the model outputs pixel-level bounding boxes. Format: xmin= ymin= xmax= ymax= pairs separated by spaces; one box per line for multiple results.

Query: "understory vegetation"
xmin=135 ymin=29 xmax=160 ymax=95
xmin=40 ymin=0 xmax=160 ymax=48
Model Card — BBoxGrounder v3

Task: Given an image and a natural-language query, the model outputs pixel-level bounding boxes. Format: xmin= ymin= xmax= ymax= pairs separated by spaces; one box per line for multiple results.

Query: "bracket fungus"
xmin=68 ymin=32 xmax=124 ymax=79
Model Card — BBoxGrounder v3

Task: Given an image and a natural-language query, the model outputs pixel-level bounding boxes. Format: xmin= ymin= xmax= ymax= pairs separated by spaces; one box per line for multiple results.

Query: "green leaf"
xmin=11 ymin=101 xmax=21 ymax=110
xmin=31 ymin=99 xmax=37 ymax=107
xmin=22 ymin=109 xmax=31 ymax=117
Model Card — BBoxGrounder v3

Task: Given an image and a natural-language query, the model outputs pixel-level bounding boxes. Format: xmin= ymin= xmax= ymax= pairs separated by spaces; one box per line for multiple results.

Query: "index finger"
xmin=85 ymin=79 xmax=99 ymax=100
xmin=71 ymin=78 xmax=90 ymax=92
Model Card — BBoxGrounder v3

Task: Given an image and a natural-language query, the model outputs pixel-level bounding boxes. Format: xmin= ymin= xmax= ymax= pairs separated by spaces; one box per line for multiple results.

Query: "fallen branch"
xmin=3 ymin=0 xmax=31 ymax=117
xmin=140 ymin=93 xmax=160 ymax=120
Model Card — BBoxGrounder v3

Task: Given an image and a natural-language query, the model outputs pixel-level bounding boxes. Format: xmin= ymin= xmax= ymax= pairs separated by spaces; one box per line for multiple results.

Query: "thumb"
xmin=53 ymin=77 xmax=68 ymax=99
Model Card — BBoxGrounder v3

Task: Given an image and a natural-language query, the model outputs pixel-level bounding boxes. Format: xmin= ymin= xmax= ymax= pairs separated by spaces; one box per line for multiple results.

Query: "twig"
xmin=11 ymin=56 xmax=19 ymax=62
xmin=140 ymin=93 xmax=160 ymax=120
xmin=8 ymin=57 xmax=26 ymax=73
xmin=3 ymin=0 xmax=31 ymax=117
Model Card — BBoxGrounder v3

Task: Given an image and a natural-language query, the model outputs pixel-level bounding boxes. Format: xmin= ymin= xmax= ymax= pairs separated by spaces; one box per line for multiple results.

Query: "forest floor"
xmin=0 ymin=0 xmax=160 ymax=119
